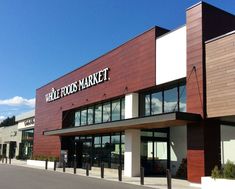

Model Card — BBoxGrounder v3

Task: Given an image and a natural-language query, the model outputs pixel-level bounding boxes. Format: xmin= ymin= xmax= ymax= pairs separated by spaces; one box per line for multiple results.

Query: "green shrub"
xmin=32 ymin=155 xmax=59 ymax=162
xmin=211 ymin=166 xmax=222 ymax=179
xmin=223 ymin=160 xmax=235 ymax=179
xmin=211 ymin=160 xmax=235 ymax=180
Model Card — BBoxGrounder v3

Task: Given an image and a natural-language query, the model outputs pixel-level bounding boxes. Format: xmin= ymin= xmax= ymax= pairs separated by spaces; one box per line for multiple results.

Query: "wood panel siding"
xmin=34 ymin=27 xmax=169 ymax=157
xmin=186 ymin=2 xmax=235 ymax=183
xmin=186 ymin=4 xmax=204 ymax=117
xmin=206 ymin=32 xmax=235 ymax=118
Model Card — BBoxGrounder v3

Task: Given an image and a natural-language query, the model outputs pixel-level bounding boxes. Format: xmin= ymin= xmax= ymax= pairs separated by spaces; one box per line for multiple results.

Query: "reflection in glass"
xmin=145 ymin=94 xmax=151 ymax=116
xmin=87 ymin=107 xmax=94 ymax=125
xmin=112 ymin=100 xmax=120 ymax=121
xmin=103 ymin=102 xmax=111 ymax=122
xmin=111 ymin=134 xmax=120 ymax=168
xmin=75 ymin=111 xmax=81 ymax=127
xmin=102 ymin=135 xmax=111 ymax=168
xmin=179 ymin=85 xmax=186 ymax=112
xmin=81 ymin=109 xmax=87 ymax=126
xmin=164 ymin=87 xmax=178 ymax=113
xmin=151 ymin=92 xmax=163 ymax=115
xmin=121 ymin=98 xmax=125 ymax=120
xmin=93 ymin=136 xmax=101 ymax=167
xmin=95 ymin=104 xmax=102 ymax=124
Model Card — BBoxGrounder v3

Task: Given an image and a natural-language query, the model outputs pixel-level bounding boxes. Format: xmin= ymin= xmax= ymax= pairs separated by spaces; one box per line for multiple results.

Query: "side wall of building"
xmin=34 ymin=27 xmax=168 ymax=157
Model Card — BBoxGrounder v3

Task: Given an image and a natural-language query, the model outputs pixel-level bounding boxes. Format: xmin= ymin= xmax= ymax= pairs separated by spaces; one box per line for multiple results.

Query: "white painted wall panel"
xmin=156 ymin=26 xmax=186 ymax=85
xmin=221 ymin=125 xmax=235 ymax=165
xmin=125 ymin=93 xmax=139 ymax=119
xmin=170 ymin=125 xmax=187 ymax=176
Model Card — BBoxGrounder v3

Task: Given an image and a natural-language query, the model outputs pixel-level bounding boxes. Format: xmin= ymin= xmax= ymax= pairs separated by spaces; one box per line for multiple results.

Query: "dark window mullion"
xmin=162 ymin=91 xmax=165 ymax=113
xmin=177 ymin=84 xmax=180 ymax=112
xmin=110 ymin=100 xmax=112 ymax=121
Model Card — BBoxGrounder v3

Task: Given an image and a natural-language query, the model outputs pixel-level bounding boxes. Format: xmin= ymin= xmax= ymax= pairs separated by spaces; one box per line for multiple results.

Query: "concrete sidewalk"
xmin=1 ymin=159 xmax=201 ymax=189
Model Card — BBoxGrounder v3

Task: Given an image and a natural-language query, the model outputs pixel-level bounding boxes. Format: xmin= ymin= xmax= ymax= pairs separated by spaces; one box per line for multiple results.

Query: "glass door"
xmin=141 ymin=129 xmax=169 ymax=176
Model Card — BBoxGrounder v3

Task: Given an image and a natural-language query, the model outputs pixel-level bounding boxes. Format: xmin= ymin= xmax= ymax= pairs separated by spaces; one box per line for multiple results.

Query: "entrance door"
xmin=75 ymin=137 xmax=92 ymax=168
xmin=141 ymin=129 xmax=169 ymax=176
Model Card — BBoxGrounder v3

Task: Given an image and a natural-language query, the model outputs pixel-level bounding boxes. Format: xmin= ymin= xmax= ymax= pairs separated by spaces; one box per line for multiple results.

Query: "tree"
xmin=0 ymin=116 xmax=16 ymax=127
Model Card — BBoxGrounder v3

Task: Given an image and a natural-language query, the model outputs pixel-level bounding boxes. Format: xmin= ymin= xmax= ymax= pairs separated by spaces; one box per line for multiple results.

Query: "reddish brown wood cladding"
xmin=187 ymin=150 xmax=204 ymax=183
xmin=186 ymin=4 xmax=204 ymax=117
xmin=186 ymin=2 xmax=234 ymax=183
xmin=34 ymin=27 xmax=168 ymax=157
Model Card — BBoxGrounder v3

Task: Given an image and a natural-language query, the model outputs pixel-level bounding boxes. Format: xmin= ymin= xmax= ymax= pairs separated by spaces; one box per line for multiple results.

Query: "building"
xmin=0 ymin=124 xmax=21 ymax=158
xmin=16 ymin=110 xmax=35 ymax=159
xmin=34 ymin=2 xmax=235 ymax=183
xmin=0 ymin=110 xmax=35 ymax=159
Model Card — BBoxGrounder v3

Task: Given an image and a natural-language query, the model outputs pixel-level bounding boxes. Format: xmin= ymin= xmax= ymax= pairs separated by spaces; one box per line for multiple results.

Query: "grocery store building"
xmin=34 ymin=2 xmax=235 ymax=183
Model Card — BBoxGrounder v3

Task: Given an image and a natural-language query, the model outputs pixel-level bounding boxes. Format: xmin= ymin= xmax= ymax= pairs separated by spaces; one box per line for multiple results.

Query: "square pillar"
xmin=125 ymin=93 xmax=139 ymax=119
xmin=124 ymin=129 xmax=140 ymax=177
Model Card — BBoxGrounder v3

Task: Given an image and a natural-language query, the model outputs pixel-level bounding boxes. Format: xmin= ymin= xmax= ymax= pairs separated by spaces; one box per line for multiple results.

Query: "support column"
xmin=124 ymin=129 xmax=140 ymax=177
xmin=187 ymin=120 xmax=220 ymax=183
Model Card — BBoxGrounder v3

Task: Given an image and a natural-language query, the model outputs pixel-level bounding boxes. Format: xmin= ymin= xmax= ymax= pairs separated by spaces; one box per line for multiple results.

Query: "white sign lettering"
xmin=45 ymin=67 xmax=110 ymax=103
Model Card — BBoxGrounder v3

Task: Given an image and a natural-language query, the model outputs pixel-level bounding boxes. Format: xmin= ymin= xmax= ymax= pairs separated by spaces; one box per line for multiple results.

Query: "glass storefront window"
xmin=141 ymin=83 xmax=186 ymax=117
xmin=151 ymin=92 xmax=163 ymax=115
xmin=179 ymin=85 xmax=186 ymax=112
xmin=72 ymin=97 xmax=125 ymax=128
xmin=93 ymin=136 xmax=102 ymax=167
xmin=154 ymin=132 xmax=167 ymax=138
xmin=121 ymin=98 xmax=125 ymax=120
xmin=75 ymin=111 xmax=81 ymax=127
xmin=102 ymin=102 xmax=111 ymax=122
xmin=81 ymin=109 xmax=87 ymax=126
xmin=112 ymin=100 xmax=120 ymax=121
xmin=87 ymin=107 xmax=94 ymax=125
xmin=19 ymin=129 xmax=34 ymax=159
xmin=145 ymin=94 xmax=151 ymax=116
xmin=102 ymin=135 xmax=111 ymax=168
xmin=141 ymin=131 xmax=153 ymax=137
xmin=95 ymin=104 xmax=102 ymax=124
xmin=164 ymin=87 xmax=178 ymax=113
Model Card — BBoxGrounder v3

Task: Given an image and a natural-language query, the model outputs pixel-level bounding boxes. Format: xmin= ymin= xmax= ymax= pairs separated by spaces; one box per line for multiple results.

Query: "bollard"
xmin=101 ymin=163 xmax=104 ymax=178
xmin=86 ymin=163 xmax=89 ymax=176
xmin=73 ymin=160 xmax=77 ymax=174
xmin=54 ymin=160 xmax=56 ymax=171
xmin=118 ymin=165 xmax=122 ymax=181
xmin=2 ymin=157 xmax=3 ymax=163
xmin=63 ymin=160 xmax=66 ymax=172
xmin=9 ymin=158 xmax=11 ymax=164
xmin=140 ymin=167 xmax=144 ymax=185
xmin=166 ymin=169 xmax=172 ymax=189
xmin=45 ymin=159 xmax=48 ymax=170
xmin=5 ymin=157 xmax=8 ymax=164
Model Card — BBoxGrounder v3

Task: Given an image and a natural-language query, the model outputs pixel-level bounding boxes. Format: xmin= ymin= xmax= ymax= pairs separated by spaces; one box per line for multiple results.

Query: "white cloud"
xmin=0 ymin=115 xmax=6 ymax=123
xmin=0 ymin=96 xmax=35 ymax=108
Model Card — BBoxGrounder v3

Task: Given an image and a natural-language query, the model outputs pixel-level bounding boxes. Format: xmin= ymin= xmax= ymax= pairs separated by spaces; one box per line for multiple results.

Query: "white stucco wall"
xmin=170 ymin=125 xmax=187 ymax=175
xmin=221 ymin=125 xmax=235 ymax=165
xmin=125 ymin=93 xmax=139 ymax=119
xmin=156 ymin=26 xmax=186 ymax=85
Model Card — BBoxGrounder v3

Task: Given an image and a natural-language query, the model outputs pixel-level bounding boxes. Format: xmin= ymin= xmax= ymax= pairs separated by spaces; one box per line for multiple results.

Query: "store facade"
xmin=16 ymin=110 xmax=35 ymax=159
xmin=34 ymin=2 xmax=235 ymax=183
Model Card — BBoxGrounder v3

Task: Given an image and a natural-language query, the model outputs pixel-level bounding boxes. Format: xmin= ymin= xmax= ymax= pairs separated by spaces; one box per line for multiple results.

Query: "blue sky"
xmin=0 ymin=0 xmax=234 ymax=121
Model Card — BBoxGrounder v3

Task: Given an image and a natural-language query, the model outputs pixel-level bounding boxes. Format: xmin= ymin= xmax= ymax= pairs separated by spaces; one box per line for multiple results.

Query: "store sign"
xmin=45 ymin=67 xmax=110 ymax=103
xmin=24 ymin=118 xmax=35 ymax=126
